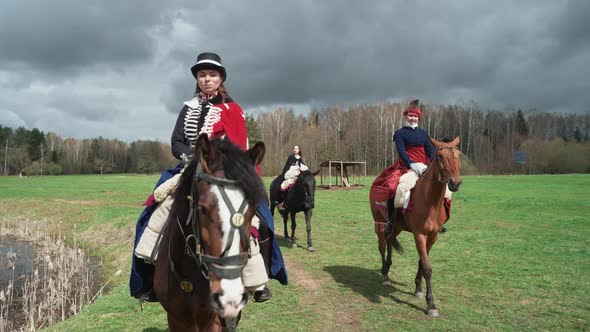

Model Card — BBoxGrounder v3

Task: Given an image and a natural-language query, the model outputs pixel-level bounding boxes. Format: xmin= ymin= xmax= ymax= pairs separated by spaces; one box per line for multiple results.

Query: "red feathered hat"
xmin=403 ymin=99 xmax=423 ymax=120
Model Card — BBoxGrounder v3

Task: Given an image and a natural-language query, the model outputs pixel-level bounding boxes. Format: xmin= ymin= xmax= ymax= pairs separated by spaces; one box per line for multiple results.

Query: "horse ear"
xmin=195 ymin=134 xmax=213 ymax=171
xmin=247 ymin=141 xmax=265 ymax=165
xmin=451 ymin=136 xmax=460 ymax=146
xmin=312 ymin=169 xmax=320 ymax=176
xmin=430 ymin=136 xmax=441 ymax=147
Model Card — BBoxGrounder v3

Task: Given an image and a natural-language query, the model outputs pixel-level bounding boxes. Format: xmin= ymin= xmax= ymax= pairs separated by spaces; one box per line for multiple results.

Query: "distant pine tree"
xmin=245 ymin=114 xmax=261 ymax=146
xmin=574 ymin=126 xmax=582 ymax=143
xmin=515 ymin=109 xmax=529 ymax=137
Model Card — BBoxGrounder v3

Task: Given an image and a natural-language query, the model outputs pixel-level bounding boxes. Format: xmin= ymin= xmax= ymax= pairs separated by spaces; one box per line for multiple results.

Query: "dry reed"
xmin=0 ymin=218 xmax=98 ymax=331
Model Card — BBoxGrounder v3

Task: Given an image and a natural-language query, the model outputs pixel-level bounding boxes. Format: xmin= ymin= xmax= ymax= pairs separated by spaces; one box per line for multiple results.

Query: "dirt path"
xmin=283 ymin=255 xmax=363 ymax=331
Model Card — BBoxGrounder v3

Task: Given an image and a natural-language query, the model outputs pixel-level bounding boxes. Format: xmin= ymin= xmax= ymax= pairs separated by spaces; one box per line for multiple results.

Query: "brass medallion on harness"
xmin=231 ymin=213 xmax=244 ymax=227
xmin=180 ymin=280 xmax=194 ymax=293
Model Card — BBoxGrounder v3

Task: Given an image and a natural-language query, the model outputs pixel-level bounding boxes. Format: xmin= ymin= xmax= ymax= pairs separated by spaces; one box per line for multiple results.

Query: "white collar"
xmin=184 ymin=97 xmax=201 ymax=109
xmin=404 ymin=122 xmax=418 ymax=129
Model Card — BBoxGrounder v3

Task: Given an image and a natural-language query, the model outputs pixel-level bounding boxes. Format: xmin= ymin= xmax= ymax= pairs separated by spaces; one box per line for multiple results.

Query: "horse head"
xmin=430 ymin=136 xmax=462 ymax=192
xmin=183 ymin=134 xmax=265 ymax=319
xmin=298 ymin=169 xmax=319 ymax=209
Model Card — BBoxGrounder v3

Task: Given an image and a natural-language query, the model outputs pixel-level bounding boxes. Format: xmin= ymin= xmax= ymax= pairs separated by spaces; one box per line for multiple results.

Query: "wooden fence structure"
xmin=318 ymin=160 xmax=367 ymax=189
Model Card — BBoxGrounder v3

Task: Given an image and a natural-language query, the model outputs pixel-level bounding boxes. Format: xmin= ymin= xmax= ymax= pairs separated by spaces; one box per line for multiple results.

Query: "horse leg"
xmin=384 ymin=234 xmax=393 ymax=281
xmin=415 ymin=232 xmax=438 ymax=299
xmin=414 ymin=260 xmax=424 ymax=298
xmin=377 ymin=232 xmax=391 ymax=285
xmin=414 ymin=233 xmax=439 ymax=317
xmin=304 ymin=209 xmax=314 ymax=251
xmin=290 ymin=211 xmax=297 ymax=248
xmin=282 ymin=211 xmax=289 ymax=239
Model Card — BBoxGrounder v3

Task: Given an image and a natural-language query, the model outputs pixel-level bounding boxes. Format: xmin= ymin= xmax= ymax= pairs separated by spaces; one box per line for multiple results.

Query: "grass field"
xmin=0 ymin=174 xmax=589 ymax=331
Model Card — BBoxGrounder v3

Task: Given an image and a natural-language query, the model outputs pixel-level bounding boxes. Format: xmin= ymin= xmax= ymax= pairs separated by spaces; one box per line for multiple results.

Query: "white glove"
xmin=180 ymin=153 xmax=193 ymax=164
xmin=410 ymin=162 xmax=428 ymax=176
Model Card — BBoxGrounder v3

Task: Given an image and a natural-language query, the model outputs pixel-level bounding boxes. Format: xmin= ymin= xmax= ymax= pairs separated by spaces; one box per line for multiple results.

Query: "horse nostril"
xmin=211 ymin=293 xmax=223 ymax=310
xmin=449 ymin=179 xmax=462 ymax=192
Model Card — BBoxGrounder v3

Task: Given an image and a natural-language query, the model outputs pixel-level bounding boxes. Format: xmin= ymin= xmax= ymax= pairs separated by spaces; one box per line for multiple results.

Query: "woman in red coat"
xmin=370 ymin=100 xmax=435 ymax=234
xmin=131 ymin=53 xmax=287 ymax=303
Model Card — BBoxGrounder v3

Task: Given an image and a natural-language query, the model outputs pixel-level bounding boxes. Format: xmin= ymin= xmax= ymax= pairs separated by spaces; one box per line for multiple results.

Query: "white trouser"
xmin=136 ymin=196 xmax=269 ymax=291
xmin=243 ymin=237 xmax=269 ymax=290
xmin=134 ymin=195 xmax=174 ymax=261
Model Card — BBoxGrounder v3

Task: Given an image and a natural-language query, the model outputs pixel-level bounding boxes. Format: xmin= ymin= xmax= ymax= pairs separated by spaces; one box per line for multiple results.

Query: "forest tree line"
xmin=253 ymin=101 xmax=590 ymax=176
xmin=1 ymin=103 xmax=589 ymax=177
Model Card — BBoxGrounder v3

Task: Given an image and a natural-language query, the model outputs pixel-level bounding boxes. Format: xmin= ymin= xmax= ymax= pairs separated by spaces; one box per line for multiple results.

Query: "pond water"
xmin=0 ymin=236 xmax=36 ymax=291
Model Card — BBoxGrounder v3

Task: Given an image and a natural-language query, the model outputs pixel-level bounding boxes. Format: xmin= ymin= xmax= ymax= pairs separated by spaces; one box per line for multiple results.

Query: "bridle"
xmin=433 ymin=146 xmax=460 ymax=184
xmin=300 ymin=172 xmax=312 ymax=201
xmin=169 ymin=163 xmax=251 ymax=292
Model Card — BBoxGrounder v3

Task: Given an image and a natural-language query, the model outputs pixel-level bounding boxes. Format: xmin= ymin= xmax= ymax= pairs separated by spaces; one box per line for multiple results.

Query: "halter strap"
xmin=169 ymin=161 xmax=253 ymax=289
xmin=433 ymin=146 xmax=460 ymax=183
xmin=217 ymin=185 xmax=250 ymax=256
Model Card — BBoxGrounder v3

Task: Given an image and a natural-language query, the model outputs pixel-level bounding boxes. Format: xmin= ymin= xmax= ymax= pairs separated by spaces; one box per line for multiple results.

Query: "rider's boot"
xmin=384 ymin=198 xmax=395 ymax=236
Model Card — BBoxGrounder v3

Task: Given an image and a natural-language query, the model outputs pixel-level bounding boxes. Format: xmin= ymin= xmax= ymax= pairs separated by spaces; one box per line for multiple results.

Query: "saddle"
xmin=376 ymin=169 xmax=454 ymax=234
xmin=373 ymin=169 xmax=420 ymax=219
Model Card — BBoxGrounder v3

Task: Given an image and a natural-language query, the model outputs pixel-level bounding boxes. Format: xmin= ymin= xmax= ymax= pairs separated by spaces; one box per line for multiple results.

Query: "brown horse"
xmin=154 ymin=135 xmax=266 ymax=331
xmin=370 ymin=137 xmax=462 ymax=317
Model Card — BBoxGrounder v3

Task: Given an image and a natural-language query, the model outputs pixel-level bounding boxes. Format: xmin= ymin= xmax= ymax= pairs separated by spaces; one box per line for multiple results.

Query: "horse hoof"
xmin=427 ymin=309 xmax=440 ymax=318
xmin=382 ymin=279 xmax=392 ymax=286
xmin=291 ymin=242 xmax=297 ymax=249
xmin=307 ymin=246 xmax=314 ymax=252
xmin=414 ymin=291 xmax=424 ymax=299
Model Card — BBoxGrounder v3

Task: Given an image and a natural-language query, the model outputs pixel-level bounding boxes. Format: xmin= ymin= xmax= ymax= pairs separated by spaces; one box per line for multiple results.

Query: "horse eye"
xmin=198 ymin=205 xmax=210 ymax=218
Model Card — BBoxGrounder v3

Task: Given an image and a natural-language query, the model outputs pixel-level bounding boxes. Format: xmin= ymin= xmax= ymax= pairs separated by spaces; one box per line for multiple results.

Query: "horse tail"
xmin=392 ymin=236 xmax=404 ymax=254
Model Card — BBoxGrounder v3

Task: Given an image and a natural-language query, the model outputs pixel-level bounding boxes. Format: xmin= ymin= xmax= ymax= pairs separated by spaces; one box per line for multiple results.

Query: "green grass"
xmin=0 ymin=174 xmax=589 ymax=331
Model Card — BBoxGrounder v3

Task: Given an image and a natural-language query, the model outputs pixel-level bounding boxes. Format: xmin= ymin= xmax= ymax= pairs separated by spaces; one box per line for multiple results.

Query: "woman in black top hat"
xmin=130 ymin=52 xmax=288 ymax=303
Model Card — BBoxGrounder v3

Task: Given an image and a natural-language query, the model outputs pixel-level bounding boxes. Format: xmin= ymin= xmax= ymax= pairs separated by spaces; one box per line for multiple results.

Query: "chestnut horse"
xmin=370 ymin=137 xmax=462 ymax=317
xmin=154 ymin=135 xmax=266 ymax=331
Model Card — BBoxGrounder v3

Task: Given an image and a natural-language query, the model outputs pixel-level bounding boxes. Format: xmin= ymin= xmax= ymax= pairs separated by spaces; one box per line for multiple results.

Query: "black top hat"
xmin=191 ymin=52 xmax=227 ymax=82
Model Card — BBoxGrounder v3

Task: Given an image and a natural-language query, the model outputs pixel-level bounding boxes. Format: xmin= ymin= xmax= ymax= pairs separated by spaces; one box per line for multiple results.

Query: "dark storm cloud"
xmin=162 ymin=0 xmax=590 ymax=114
xmin=0 ymin=0 xmax=589 ymax=142
xmin=0 ymin=1 xmax=172 ymax=73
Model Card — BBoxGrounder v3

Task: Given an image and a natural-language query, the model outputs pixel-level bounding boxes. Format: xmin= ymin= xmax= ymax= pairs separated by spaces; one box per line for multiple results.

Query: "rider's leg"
xmin=242 ymin=235 xmax=271 ymax=302
xmin=278 ymin=190 xmax=287 ymax=210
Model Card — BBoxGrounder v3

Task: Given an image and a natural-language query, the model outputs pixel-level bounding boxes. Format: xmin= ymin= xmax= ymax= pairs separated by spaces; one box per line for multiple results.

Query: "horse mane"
xmin=298 ymin=170 xmax=315 ymax=183
xmin=172 ymin=139 xmax=265 ymax=214
xmin=213 ymin=138 xmax=265 ymax=203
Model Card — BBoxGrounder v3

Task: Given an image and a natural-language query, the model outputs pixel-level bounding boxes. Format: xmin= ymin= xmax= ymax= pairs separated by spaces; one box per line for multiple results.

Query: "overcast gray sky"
xmin=1 ymin=0 xmax=589 ymax=142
